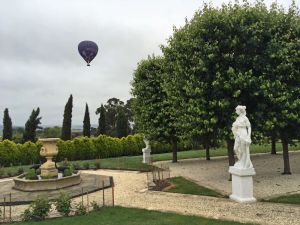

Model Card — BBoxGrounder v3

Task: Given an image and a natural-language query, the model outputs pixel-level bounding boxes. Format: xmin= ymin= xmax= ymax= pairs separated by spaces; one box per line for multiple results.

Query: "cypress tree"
xmin=116 ymin=110 xmax=129 ymax=138
xmin=83 ymin=103 xmax=91 ymax=137
xmin=96 ymin=104 xmax=107 ymax=135
xmin=23 ymin=107 xmax=42 ymax=143
xmin=61 ymin=94 xmax=73 ymax=140
xmin=3 ymin=108 xmax=13 ymax=140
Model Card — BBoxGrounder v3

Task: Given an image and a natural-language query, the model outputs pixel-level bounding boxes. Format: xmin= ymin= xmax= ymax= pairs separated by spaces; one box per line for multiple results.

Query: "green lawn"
xmin=166 ymin=177 xmax=224 ymax=197
xmin=266 ymin=194 xmax=300 ymax=205
xmin=13 ymin=206 xmax=255 ymax=225
xmin=0 ymin=142 xmax=299 ymax=177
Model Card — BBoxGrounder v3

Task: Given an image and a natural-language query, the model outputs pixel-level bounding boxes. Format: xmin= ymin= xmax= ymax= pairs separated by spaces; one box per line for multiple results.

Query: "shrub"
xmin=21 ymin=196 xmax=51 ymax=221
xmin=7 ymin=171 xmax=13 ymax=177
xmin=63 ymin=168 xmax=72 ymax=177
xmin=91 ymin=201 xmax=101 ymax=211
xmin=83 ymin=162 xmax=90 ymax=170
xmin=0 ymin=168 xmax=4 ymax=178
xmin=55 ymin=192 xmax=72 ymax=216
xmin=18 ymin=167 xmax=25 ymax=175
xmin=75 ymin=202 xmax=87 ymax=216
xmin=26 ymin=170 xmax=38 ymax=180
xmin=94 ymin=160 xmax=101 ymax=169
xmin=71 ymin=163 xmax=81 ymax=170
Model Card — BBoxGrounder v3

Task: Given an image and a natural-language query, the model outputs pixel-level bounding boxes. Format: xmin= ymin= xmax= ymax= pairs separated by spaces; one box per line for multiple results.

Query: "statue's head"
xmin=235 ymin=105 xmax=246 ymax=115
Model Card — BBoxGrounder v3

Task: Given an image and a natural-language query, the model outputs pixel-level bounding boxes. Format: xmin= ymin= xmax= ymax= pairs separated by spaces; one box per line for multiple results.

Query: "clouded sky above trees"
xmin=0 ymin=0 xmax=296 ymax=126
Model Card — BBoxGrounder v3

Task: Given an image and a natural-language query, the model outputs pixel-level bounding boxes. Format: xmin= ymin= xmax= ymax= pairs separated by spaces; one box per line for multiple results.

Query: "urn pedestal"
xmin=229 ymin=166 xmax=256 ymax=203
xmin=39 ymin=138 xmax=59 ymax=178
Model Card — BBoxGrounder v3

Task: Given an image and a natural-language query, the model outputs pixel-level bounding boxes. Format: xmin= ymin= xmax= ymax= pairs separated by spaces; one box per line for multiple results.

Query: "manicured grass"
xmin=266 ymin=194 xmax=300 ymax=205
xmin=14 ymin=206 xmax=255 ymax=225
xmin=1 ymin=142 xmax=299 ymax=177
xmin=166 ymin=177 xmax=224 ymax=197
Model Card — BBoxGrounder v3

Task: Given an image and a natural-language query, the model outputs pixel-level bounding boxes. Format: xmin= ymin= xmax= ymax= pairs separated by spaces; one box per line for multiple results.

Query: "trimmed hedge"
xmin=0 ymin=134 xmax=193 ymax=167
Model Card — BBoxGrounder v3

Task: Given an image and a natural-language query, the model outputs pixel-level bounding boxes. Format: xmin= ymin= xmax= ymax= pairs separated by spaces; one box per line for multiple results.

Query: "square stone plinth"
xmin=229 ymin=166 xmax=256 ymax=203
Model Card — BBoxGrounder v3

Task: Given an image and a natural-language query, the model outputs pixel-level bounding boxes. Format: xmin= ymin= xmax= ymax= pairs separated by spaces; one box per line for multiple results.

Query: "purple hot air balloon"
xmin=78 ymin=40 xmax=98 ymax=66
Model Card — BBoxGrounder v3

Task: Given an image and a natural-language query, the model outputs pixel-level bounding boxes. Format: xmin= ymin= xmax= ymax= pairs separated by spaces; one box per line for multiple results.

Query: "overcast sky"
xmin=0 ymin=0 xmax=298 ymax=127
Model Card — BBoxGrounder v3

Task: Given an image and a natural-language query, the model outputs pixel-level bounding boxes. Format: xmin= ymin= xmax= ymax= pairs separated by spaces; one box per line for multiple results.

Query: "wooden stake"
xmin=102 ymin=181 xmax=105 ymax=206
xmin=9 ymin=193 xmax=11 ymax=221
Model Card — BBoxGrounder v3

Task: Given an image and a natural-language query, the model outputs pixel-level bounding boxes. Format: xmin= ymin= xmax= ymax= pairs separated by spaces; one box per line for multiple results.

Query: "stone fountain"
xmin=14 ymin=138 xmax=82 ymax=191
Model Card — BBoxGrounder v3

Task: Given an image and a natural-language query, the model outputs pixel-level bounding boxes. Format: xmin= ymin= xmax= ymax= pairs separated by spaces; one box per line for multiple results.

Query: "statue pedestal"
xmin=142 ymin=149 xmax=151 ymax=164
xmin=229 ymin=166 xmax=256 ymax=203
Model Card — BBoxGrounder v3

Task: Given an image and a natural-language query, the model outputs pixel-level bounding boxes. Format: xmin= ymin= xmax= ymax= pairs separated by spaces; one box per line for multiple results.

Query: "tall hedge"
xmin=0 ymin=134 xmax=194 ymax=167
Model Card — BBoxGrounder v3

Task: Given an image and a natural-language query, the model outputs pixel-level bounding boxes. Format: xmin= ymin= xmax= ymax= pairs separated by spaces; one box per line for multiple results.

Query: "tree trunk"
xmin=171 ymin=138 xmax=178 ymax=163
xmin=281 ymin=138 xmax=291 ymax=175
xmin=227 ymin=139 xmax=235 ymax=181
xmin=271 ymin=135 xmax=276 ymax=154
xmin=205 ymin=143 xmax=210 ymax=160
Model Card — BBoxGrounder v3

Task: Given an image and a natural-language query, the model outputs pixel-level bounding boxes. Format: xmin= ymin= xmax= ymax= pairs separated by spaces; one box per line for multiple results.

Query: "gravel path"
xmin=84 ymin=169 xmax=300 ymax=225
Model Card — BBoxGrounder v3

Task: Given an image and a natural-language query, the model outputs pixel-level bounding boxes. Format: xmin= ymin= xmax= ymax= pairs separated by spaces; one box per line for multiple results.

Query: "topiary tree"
xmin=2 ymin=108 xmax=13 ymax=140
xmin=83 ymin=103 xmax=91 ymax=137
xmin=132 ymin=55 xmax=180 ymax=162
xmin=61 ymin=95 xmax=73 ymax=140
xmin=23 ymin=108 xmax=42 ymax=143
xmin=161 ymin=1 xmax=300 ymax=173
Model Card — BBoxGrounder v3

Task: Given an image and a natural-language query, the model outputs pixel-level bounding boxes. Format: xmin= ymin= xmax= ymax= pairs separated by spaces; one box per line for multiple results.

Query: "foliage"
xmin=96 ymin=104 xmax=107 ymax=135
xmin=83 ymin=103 xmax=91 ymax=137
xmin=2 ymin=108 xmax=13 ymax=140
xmin=83 ymin=162 xmax=90 ymax=170
xmin=21 ymin=196 xmax=51 ymax=221
xmin=55 ymin=192 xmax=72 ymax=216
xmin=22 ymin=107 xmax=42 ymax=143
xmin=94 ymin=160 xmax=101 ymax=169
xmin=26 ymin=169 xmax=38 ymax=180
xmin=131 ymin=56 xmax=180 ymax=162
xmin=37 ymin=126 xmax=61 ymax=138
xmin=61 ymin=94 xmax=73 ymax=141
xmin=63 ymin=168 xmax=72 ymax=177
xmin=116 ymin=110 xmax=129 ymax=138
xmin=91 ymin=201 xmax=101 ymax=211
xmin=74 ymin=202 xmax=87 ymax=216
xmin=18 ymin=167 xmax=25 ymax=175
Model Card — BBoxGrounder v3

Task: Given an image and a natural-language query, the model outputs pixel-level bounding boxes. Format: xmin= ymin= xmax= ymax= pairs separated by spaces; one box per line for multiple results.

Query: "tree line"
xmin=131 ymin=1 xmax=300 ymax=174
xmin=1 ymin=95 xmax=134 ymax=143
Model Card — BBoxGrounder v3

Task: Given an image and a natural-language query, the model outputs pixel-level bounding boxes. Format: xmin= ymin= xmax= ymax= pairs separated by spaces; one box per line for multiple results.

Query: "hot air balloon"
xmin=78 ymin=41 xmax=98 ymax=66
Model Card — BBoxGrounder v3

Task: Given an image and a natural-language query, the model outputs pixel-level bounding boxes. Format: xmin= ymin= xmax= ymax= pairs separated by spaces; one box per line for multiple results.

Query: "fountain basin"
xmin=13 ymin=172 xmax=82 ymax=192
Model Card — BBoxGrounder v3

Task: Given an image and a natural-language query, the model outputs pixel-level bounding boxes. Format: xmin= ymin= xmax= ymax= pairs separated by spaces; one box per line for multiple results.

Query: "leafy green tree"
xmin=132 ymin=55 xmax=179 ymax=162
xmin=161 ymin=1 xmax=300 ymax=174
xmin=104 ymin=98 xmax=125 ymax=136
xmin=96 ymin=104 xmax=107 ymax=135
xmin=2 ymin=108 xmax=12 ymax=140
xmin=116 ymin=110 xmax=129 ymax=138
xmin=83 ymin=103 xmax=91 ymax=137
xmin=61 ymin=95 xmax=73 ymax=140
xmin=23 ymin=108 xmax=42 ymax=143
xmin=37 ymin=126 xmax=62 ymax=138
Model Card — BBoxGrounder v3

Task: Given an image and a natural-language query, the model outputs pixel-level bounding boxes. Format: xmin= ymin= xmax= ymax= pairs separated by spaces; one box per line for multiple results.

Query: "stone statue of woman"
xmin=232 ymin=105 xmax=253 ymax=169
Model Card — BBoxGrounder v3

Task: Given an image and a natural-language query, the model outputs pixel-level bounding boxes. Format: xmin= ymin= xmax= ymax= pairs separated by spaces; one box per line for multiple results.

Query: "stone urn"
xmin=39 ymin=138 xmax=59 ymax=178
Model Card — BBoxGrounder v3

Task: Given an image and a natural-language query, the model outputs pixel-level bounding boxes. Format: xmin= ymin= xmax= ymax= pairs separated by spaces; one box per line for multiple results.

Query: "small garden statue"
xmin=232 ymin=105 xmax=253 ymax=169
xmin=142 ymin=138 xmax=151 ymax=164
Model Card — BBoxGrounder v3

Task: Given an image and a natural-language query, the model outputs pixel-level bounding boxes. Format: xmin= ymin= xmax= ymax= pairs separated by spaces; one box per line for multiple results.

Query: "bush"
xmin=26 ymin=170 xmax=38 ymax=180
xmin=63 ymin=168 xmax=72 ymax=177
xmin=83 ymin=162 xmax=90 ymax=170
xmin=55 ymin=192 xmax=72 ymax=216
xmin=71 ymin=162 xmax=81 ymax=170
xmin=94 ymin=160 xmax=101 ymax=169
xmin=18 ymin=167 xmax=25 ymax=175
xmin=21 ymin=196 xmax=51 ymax=221
xmin=75 ymin=202 xmax=87 ymax=216
xmin=91 ymin=201 xmax=101 ymax=211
